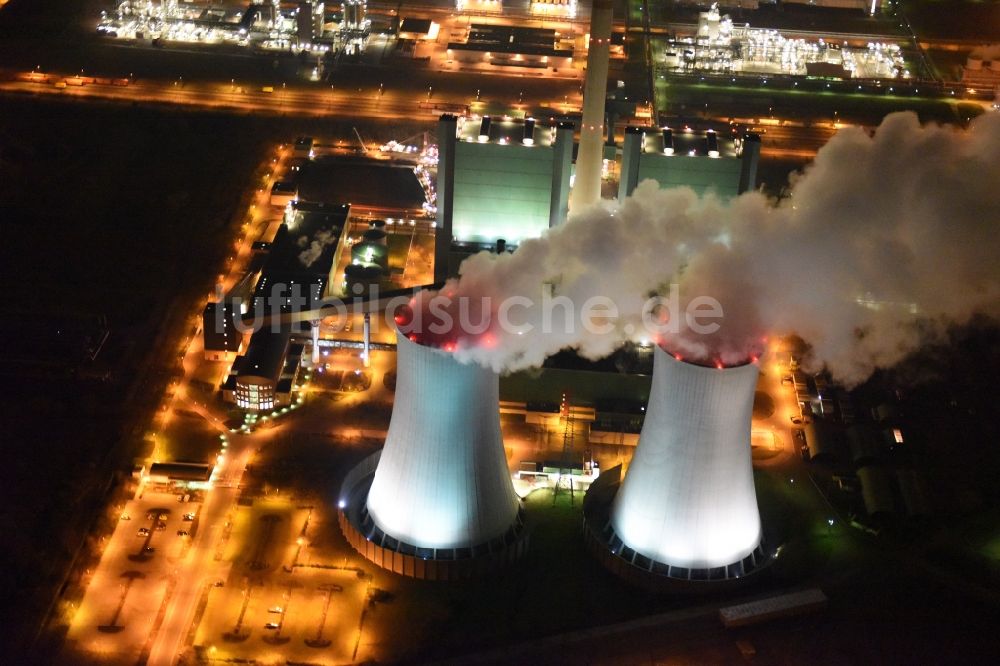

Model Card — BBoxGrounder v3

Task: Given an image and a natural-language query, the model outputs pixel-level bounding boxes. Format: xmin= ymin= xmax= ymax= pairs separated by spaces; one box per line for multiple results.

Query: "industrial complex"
xmin=8 ymin=0 xmax=1000 ymax=663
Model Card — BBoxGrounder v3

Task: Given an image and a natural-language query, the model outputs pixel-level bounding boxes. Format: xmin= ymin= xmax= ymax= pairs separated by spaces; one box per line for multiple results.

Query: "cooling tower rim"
xmin=393 ymin=322 xmax=467 ymax=356
xmin=656 ymin=343 xmax=762 ymax=371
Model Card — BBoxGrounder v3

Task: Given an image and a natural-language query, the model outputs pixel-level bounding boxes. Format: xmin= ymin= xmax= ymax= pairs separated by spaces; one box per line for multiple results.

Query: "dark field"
xmin=0 ymin=97 xmax=271 ymax=656
xmin=299 ymin=157 xmax=428 ymax=211
xmin=904 ymin=0 xmax=1000 ymax=41
xmin=0 ymin=96 xmax=435 ymax=658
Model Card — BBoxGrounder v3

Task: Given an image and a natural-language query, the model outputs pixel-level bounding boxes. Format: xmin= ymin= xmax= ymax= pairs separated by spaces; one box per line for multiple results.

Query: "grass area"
xmin=159 ymin=410 xmax=222 ymax=463
xmin=370 ymin=487 xmax=690 ymax=662
xmin=953 ymin=507 xmax=1000 ymax=565
xmin=364 ymin=472 xmax=861 ymax=662
xmin=386 ymin=232 xmax=412 ymax=271
xmin=0 ymin=97 xmax=272 ymax=656
xmin=656 ymin=77 xmax=984 ymax=125
xmin=754 ymin=468 xmax=870 ymax=585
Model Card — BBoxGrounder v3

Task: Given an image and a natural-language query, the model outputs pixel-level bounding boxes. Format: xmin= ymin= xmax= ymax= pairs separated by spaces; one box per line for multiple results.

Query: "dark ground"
xmin=0 ymin=96 xmax=269 ymax=657
xmin=299 ymin=158 xmax=427 ymax=211
xmin=903 ymin=0 xmax=1000 ymax=42
xmin=0 ymin=96 xmax=430 ymax=660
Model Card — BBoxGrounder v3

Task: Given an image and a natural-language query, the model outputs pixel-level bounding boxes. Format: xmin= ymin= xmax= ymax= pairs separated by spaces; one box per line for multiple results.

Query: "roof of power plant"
xmin=251 ymin=201 xmax=349 ymax=310
xmin=233 ymin=329 xmax=292 ymax=382
xmin=456 ymin=115 xmax=560 ymax=147
xmin=448 ymin=24 xmax=573 ymax=58
xmin=446 ymin=116 xmax=573 ymax=245
xmin=297 ymin=157 xmax=427 ymax=212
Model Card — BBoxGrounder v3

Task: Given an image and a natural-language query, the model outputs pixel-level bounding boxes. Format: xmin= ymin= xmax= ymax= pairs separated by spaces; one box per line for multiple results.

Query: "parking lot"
xmin=63 ymin=490 xmax=203 ymax=662
xmin=194 ymin=497 xmax=370 ymax=663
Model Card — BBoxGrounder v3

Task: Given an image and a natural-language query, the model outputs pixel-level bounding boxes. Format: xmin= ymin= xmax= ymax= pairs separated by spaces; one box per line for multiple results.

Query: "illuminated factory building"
xmin=618 ymin=125 xmax=761 ymax=202
xmin=214 ymin=201 xmax=350 ymax=409
xmin=222 ymin=328 xmax=304 ymax=411
xmin=339 ymin=331 xmax=527 ymax=579
xmin=434 ymin=114 xmax=574 ymax=270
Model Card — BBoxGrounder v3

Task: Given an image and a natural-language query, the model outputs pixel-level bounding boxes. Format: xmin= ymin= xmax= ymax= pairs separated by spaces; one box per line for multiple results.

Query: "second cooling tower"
xmin=338 ymin=331 xmax=526 ymax=580
xmin=585 ymin=345 xmax=766 ymax=586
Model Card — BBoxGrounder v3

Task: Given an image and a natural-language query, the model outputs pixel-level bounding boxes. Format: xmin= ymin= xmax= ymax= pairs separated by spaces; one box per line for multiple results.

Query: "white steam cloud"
xmin=298 ymin=228 xmax=339 ymax=268
xmin=417 ymin=112 xmax=1000 ymax=385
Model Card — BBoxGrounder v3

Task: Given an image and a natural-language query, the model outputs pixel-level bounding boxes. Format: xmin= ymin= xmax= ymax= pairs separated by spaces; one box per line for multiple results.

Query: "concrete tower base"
xmin=583 ymin=466 xmax=772 ymax=592
xmin=338 ymin=452 xmax=529 ymax=580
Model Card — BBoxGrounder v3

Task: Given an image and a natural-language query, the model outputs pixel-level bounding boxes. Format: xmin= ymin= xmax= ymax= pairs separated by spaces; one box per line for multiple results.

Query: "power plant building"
xmin=222 ymin=329 xmax=304 ymax=412
xmin=445 ymin=24 xmax=574 ymax=71
xmin=618 ymin=126 xmax=761 ymax=202
xmin=436 ymin=114 xmax=574 ymax=259
xmin=339 ymin=331 xmax=526 ymax=579
xmin=251 ymin=201 xmax=350 ymax=314
xmin=585 ymin=347 xmax=766 ymax=587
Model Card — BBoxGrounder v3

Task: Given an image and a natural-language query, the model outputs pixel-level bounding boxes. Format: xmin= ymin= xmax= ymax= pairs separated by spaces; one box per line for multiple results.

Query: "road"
xmin=144 ymin=445 xmax=250 ymax=666
xmin=0 ymin=63 xmax=583 ymax=121
xmin=145 ymin=147 xmax=298 ymax=666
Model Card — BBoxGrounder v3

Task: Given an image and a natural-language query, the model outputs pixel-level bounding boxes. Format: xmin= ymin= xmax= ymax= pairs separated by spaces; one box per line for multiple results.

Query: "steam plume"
xmin=298 ymin=228 xmax=338 ymax=268
xmin=410 ymin=112 xmax=1000 ymax=385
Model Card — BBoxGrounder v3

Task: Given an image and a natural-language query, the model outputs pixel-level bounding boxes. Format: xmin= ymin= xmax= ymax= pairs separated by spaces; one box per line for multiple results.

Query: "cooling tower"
xmin=585 ymin=346 xmax=765 ymax=586
xmin=338 ymin=330 xmax=526 ymax=579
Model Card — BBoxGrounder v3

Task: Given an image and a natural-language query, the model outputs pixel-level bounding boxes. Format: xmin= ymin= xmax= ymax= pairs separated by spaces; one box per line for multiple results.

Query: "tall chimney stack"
xmin=569 ymin=0 xmax=614 ymax=213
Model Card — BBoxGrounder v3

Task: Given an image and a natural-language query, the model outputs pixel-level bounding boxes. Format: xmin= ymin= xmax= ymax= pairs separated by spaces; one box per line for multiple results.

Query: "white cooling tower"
xmin=609 ymin=346 xmax=762 ymax=574
xmin=363 ymin=331 xmax=520 ymax=551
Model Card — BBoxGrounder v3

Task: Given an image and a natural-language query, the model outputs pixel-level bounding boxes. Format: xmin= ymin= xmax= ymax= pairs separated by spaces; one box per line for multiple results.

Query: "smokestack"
xmin=435 ymin=114 xmax=457 ymax=283
xmin=606 ymin=347 xmax=764 ymax=580
xmin=661 ymin=127 xmax=674 ymax=155
xmin=737 ymin=132 xmax=761 ymax=194
xmin=706 ymin=129 xmax=720 ymax=158
xmin=549 ymin=121 xmax=575 ymax=229
xmin=618 ymin=126 xmax=644 ymax=203
xmin=569 ymin=0 xmax=614 ymax=213
xmin=362 ymin=312 xmax=371 ymax=368
xmin=310 ymin=319 xmax=320 ymax=365
xmin=340 ymin=331 xmax=525 ymax=578
xmin=522 ymin=117 xmax=536 ymax=146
